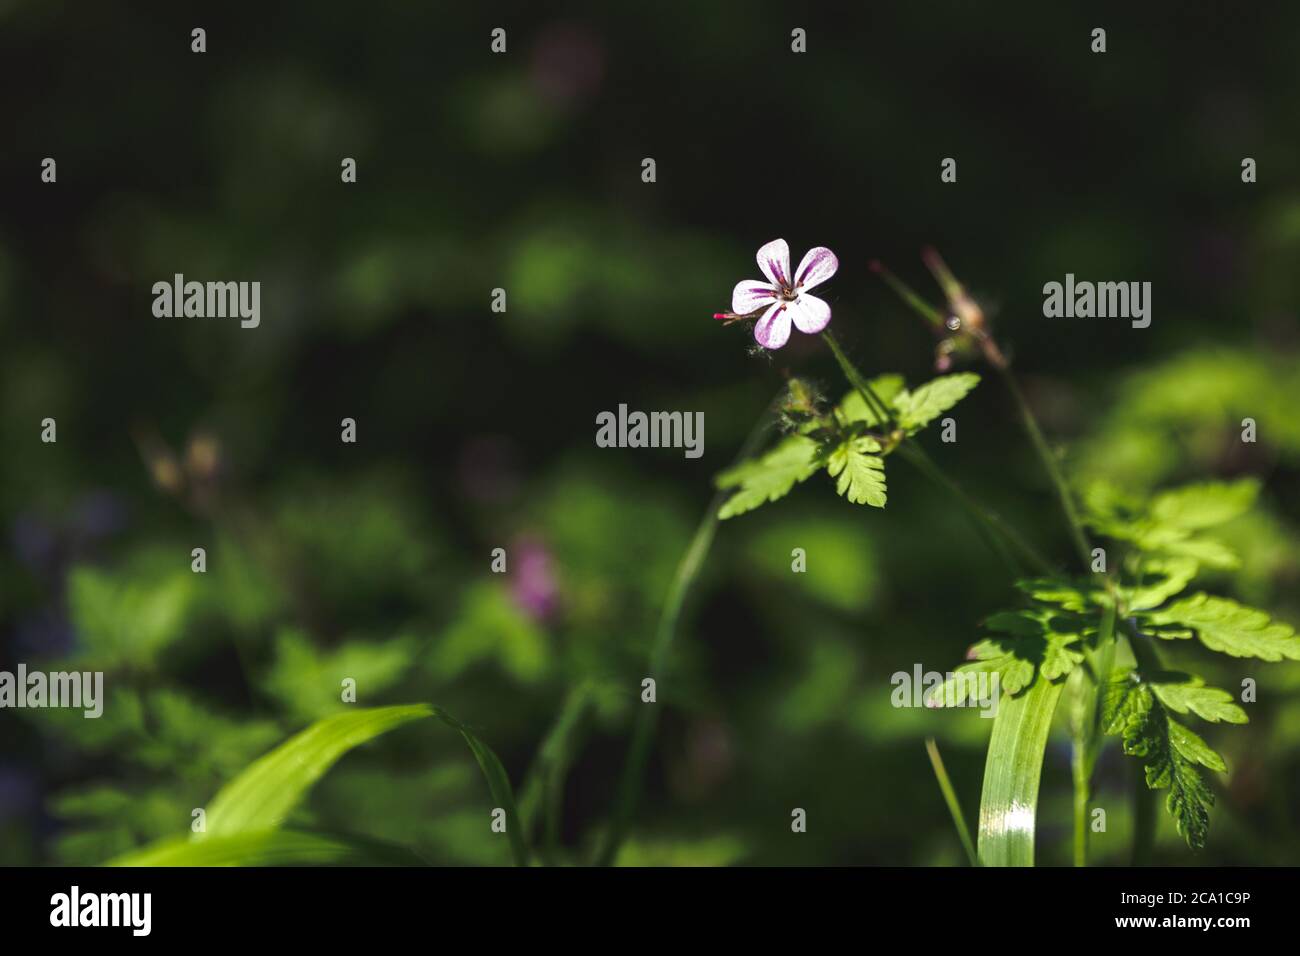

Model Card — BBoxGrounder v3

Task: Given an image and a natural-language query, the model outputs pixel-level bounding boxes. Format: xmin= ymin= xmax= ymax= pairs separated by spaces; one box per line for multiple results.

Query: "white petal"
xmin=731 ymin=280 xmax=778 ymax=315
xmin=756 ymin=239 xmax=792 ymax=289
xmin=789 ymin=293 xmax=831 ymax=334
xmin=794 ymin=246 xmax=838 ymax=291
xmin=753 ymin=301 xmax=791 ymax=349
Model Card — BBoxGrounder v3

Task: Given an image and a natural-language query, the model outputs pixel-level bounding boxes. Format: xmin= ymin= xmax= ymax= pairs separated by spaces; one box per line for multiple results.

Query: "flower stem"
xmin=595 ymin=394 xmax=779 ymax=866
xmin=821 ymin=330 xmax=897 ymax=427
xmin=821 ymin=330 xmax=1052 ymax=577
xmin=869 ymin=260 xmax=948 ymax=330
xmin=995 ymin=364 xmax=1093 ymax=571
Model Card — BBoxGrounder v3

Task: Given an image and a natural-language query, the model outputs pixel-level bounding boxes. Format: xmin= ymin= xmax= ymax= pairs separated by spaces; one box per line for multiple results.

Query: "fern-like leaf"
xmin=1147 ymin=593 xmax=1300 ymax=662
xmin=1101 ymin=673 xmax=1224 ymax=849
xmin=715 ymin=435 xmax=822 ymax=519
xmin=893 ymin=373 xmax=980 ymax=434
xmin=826 ymin=435 xmax=887 ymax=507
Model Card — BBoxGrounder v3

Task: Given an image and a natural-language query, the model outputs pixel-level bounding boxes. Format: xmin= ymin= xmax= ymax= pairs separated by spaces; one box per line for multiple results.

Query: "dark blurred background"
xmin=1 ymin=1 xmax=1298 ymax=865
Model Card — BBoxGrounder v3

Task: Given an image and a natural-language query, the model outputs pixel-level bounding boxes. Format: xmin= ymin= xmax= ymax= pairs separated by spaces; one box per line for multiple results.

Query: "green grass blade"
xmin=175 ymin=703 xmax=529 ymax=866
xmin=106 ymin=829 xmax=427 ymax=867
xmin=924 ymin=737 xmax=979 ymax=866
xmin=204 ymin=704 xmax=434 ymax=838
xmin=977 ymin=678 xmax=1064 ymax=866
xmin=519 ymin=681 xmax=595 ymax=862
xmin=430 ymin=707 xmax=530 ymax=866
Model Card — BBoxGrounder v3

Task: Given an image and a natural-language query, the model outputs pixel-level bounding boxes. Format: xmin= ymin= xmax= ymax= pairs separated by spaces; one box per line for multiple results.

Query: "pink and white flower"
xmin=727 ymin=239 xmax=838 ymax=350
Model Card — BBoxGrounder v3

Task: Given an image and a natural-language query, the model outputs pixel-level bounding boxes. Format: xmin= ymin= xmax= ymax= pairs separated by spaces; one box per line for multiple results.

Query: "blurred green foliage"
xmin=1 ymin=1 xmax=1298 ymax=866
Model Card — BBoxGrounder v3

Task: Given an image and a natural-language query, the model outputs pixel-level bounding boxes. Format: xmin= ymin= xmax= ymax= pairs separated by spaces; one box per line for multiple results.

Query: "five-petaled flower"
xmin=726 ymin=239 xmax=838 ymax=350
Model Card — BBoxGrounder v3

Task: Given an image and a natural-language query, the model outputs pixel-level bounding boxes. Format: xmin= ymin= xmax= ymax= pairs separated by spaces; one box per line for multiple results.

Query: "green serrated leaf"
xmin=1168 ymin=719 xmax=1227 ymax=772
xmin=893 ymin=373 xmax=980 ymax=433
xmin=1122 ymin=556 xmax=1198 ymax=611
xmin=925 ymin=656 xmax=1017 ymax=708
xmin=1100 ymin=673 xmax=1147 ymax=738
xmin=1165 ymin=754 xmax=1215 ymax=850
xmin=1085 ymin=480 xmax=1248 ymax=573
xmin=1016 ymin=577 xmax=1100 ymax=613
xmin=1148 ymin=593 xmax=1300 ymax=661
xmin=1149 ymin=479 xmax=1259 ymax=531
xmin=933 ymin=605 xmax=1089 ymax=711
xmin=1100 ymin=672 xmax=1223 ymax=849
xmin=715 ymin=435 xmax=822 ymax=519
xmin=826 ymin=435 xmax=887 ymax=507
xmin=969 ymin=642 xmax=1038 ymax=695
xmin=1149 ymin=676 xmax=1248 ymax=725
xmin=1040 ymin=634 xmax=1085 ymax=682
xmin=1158 ymin=536 xmax=1241 ymax=570
xmin=835 ymin=375 xmax=906 ymax=426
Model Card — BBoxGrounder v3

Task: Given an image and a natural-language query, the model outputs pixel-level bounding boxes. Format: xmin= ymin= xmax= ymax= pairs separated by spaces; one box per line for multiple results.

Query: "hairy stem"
xmin=821 ymin=330 xmax=897 ymax=427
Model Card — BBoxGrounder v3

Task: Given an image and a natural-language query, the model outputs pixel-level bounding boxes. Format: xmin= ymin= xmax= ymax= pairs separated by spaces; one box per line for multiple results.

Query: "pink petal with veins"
xmin=756 ymin=239 xmax=792 ymax=289
xmin=731 ymin=280 xmax=779 ymax=315
xmin=754 ymin=301 xmax=791 ymax=349
xmin=794 ymin=246 xmax=838 ymax=290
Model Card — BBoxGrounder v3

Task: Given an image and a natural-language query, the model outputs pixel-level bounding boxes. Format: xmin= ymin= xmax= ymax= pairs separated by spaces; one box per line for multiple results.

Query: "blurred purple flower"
xmin=726 ymin=239 xmax=838 ymax=349
xmin=510 ymin=536 xmax=560 ymax=622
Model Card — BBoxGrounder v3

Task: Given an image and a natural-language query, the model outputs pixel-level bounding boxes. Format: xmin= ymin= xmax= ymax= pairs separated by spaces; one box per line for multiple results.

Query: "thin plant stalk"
xmin=995 ymin=366 xmax=1092 ymax=570
xmin=925 ymin=737 xmax=979 ymax=866
xmin=822 ymin=329 xmax=1051 ymax=576
xmin=595 ymin=395 xmax=779 ymax=866
xmin=1070 ymin=722 xmax=1090 ymax=867
xmin=1070 ymin=596 xmax=1118 ymax=866
xmin=518 ymin=681 xmax=594 ymax=863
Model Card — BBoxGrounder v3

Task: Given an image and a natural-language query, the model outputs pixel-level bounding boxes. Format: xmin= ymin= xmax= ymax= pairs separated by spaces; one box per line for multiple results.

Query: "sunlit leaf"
xmin=108 ymin=829 xmax=427 ymax=867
